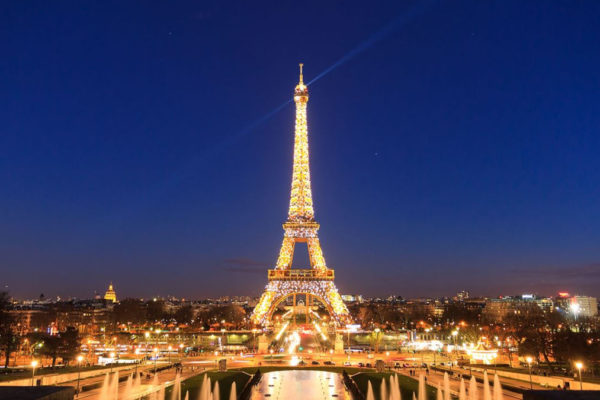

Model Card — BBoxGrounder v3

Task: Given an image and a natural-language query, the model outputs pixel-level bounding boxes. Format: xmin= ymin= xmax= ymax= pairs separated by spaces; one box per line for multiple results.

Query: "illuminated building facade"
xmin=250 ymin=65 xmax=350 ymax=326
xmin=556 ymin=294 xmax=598 ymax=318
xmin=104 ymin=283 xmax=117 ymax=303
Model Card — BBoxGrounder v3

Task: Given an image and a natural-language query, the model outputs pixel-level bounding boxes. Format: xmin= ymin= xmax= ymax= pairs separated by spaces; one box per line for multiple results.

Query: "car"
xmin=358 ymin=362 xmax=364 ymax=367
xmin=298 ymin=360 xmax=306 ymax=366
xmin=366 ymin=363 xmax=372 ymax=368
xmin=343 ymin=361 xmax=352 ymax=366
xmin=311 ymin=361 xmax=320 ymax=365
xmin=324 ymin=361 xmax=335 ymax=365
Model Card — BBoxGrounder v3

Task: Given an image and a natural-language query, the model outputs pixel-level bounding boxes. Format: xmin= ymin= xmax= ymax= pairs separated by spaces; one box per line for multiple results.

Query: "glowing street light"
xmin=31 ymin=360 xmax=38 ymax=386
xmin=109 ymin=352 xmax=116 ymax=373
xmin=526 ymin=356 xmax=533 ymax=389
xmin=252 ymin=328 xmax=258 ymax=354
xmin=570 ymin=303 xmax=580 ymax=321
xmin=76 ymin=355 xmax=84 ymax=396
xmin=374 ymin=328 xmax=381 ymax=353
xmin=575 ymin=362 xmax=583 ymax=390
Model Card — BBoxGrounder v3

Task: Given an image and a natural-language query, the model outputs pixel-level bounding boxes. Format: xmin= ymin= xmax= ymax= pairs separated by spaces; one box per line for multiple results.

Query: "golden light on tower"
xmin=251 ymin=64 xmax=351 ymax=326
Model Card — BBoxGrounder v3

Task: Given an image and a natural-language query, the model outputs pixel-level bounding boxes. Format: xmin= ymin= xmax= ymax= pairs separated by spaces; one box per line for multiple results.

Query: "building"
xmin=342 ymin=294 xmax=363 ymax=303
xmin=104 ymin=283 xmax=117 ymax=303
xmin=456 ymin=290 xmax=470 ymax=301
xmin=556 ymin=294 xmax=598 ymax=318
xmin=482 ymin=295 xmax=553 ymax=321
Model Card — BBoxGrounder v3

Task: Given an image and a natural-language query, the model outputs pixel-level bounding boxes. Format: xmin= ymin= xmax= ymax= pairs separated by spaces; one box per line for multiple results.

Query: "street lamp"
xmin=452 ymin=330 xmax=458 ymax=345
xmin=153 ymin=347 xmax=159 ymax=374
xmin=347 ymin=329 xmax=351 ymax=355
xmin=570 ymin=303 xmax=580 ymax=321
xmin=134 ymin=348 xmax=140 ymax=375
xmin=109 ymin=352 xmax=116 ymax=373
xmin=575 ymin=362 xmax=583 ymax=390
xmin=31 ymin=360 xmax=38 ymax=386
xmin=526 ymin=356 xmax=533 ymax=389
xmin=76 ymin=355 xmax=84 ymax=397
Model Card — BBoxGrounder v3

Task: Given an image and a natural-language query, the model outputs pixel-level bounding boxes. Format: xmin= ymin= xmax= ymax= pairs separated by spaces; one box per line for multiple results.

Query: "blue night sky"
xmin=1 ymin=1 xmax=599 ymax=300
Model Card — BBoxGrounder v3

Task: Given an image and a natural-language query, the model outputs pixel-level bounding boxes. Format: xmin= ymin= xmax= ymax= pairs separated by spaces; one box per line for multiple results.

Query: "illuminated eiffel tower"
xmin=251 ymin=64 xmax=350 ymax=326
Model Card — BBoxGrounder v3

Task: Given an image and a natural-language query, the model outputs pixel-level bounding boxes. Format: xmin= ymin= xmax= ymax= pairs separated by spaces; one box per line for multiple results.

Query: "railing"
xmin=239 ymin=369 xmax=262 ymax=400
xmin=268 ymin=269 xmax=334 ymax=281
xmin=342 ymin=370 xmax=365 ymax=400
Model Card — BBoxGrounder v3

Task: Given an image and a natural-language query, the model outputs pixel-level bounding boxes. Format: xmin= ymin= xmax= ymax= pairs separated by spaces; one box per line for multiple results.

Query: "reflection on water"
xmin=250 ymin=370 xmax=353 ymax=400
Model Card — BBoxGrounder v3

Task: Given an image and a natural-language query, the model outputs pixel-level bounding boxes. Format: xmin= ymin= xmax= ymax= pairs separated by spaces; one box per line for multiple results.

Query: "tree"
xmin=37 ymin=328 xmax=80 ymax=367
xmin=553 ymin=329 xmax=600 ymax=371
xmin=0 ymin=292 xmax=19 ymax=368
xmin=59 ymin=327 xmax=80 ymax=365
xmin=442 ymin=303 xmax=480 ymax=325
xmin=146 ymin=300 xmax=166 ymax=323
xmin=112 ymin=298 xmax=146 ymax=325
xmin=174 ymin=305 xmax=194 ymax=325
xmin=207 ymin=305 xmax=246 ymax=328
xmin=505 ymin=303 xmax=564 ymax=371
xmin=39 ymin=334 xmax=61 ymax=367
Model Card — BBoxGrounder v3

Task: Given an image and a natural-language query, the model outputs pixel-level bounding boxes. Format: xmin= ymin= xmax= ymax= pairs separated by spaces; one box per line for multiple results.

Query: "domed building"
xmin=104 ymin=283 xmax=117 ymax=303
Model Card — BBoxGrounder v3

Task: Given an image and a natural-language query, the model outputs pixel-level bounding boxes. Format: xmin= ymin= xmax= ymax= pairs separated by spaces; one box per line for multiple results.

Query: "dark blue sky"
xmin=2 ymin=1 xmax=599 ymax=300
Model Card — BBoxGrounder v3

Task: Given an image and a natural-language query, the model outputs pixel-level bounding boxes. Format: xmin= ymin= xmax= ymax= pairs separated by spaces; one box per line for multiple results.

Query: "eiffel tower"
xmin=251 ymin=64 xmax=350 ymax=326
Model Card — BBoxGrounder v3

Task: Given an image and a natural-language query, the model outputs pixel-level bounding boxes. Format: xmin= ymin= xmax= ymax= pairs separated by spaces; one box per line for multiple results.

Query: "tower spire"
xmin=289 ymin=63 xmax=313 ymax=222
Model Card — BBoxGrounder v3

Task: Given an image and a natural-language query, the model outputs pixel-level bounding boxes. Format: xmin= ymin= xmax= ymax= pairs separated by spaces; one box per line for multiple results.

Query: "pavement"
xmin=76 ymin=364 xmax=204 ymax=400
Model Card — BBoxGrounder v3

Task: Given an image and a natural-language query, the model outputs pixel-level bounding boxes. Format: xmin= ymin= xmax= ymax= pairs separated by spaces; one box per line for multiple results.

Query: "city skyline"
xmin=2 ymin=1 xmax=600 ymax=300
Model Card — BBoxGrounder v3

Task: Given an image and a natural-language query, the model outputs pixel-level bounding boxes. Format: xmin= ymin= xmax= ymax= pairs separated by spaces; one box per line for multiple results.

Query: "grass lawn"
xmin=169 ymin=371 xmax=251 ymax=400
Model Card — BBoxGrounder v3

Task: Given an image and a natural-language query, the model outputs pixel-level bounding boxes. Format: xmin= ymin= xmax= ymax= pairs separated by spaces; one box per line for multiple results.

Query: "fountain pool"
xmin=249 ymin=370 xmax=352 ymax=400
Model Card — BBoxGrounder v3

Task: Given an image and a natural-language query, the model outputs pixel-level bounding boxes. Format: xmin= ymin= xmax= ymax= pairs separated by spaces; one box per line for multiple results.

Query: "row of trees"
xmin=351 ymin=301 xmax=600 ymax=372
xmin=350 ymin=302 xmax=481 ymax=330
xmin=505 ymin=303 xmax=600 ymax=371
xmin=112 ymin=298 xmax=247 ymax=329
xmin=0 ymin=292 xmax=19 ymax=368
xmin=0 ymin=292 xmax=81 ymax=368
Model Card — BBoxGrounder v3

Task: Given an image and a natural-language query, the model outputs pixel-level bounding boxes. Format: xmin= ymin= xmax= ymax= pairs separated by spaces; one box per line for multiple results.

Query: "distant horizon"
xmin=4 ymin=284 xmax=596 ymax=302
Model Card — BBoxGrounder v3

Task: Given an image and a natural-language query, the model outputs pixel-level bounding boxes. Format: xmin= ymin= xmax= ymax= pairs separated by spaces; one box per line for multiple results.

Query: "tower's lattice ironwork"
xmin=251 ymin=65 xmax=351 ymax=326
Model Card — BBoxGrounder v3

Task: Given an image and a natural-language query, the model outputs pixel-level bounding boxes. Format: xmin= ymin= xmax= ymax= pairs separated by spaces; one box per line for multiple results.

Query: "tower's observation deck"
xmin=250 ymin=65 xmax=350 ymax=326
xmin=268 ymin=269 xmax=335 ymax=281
